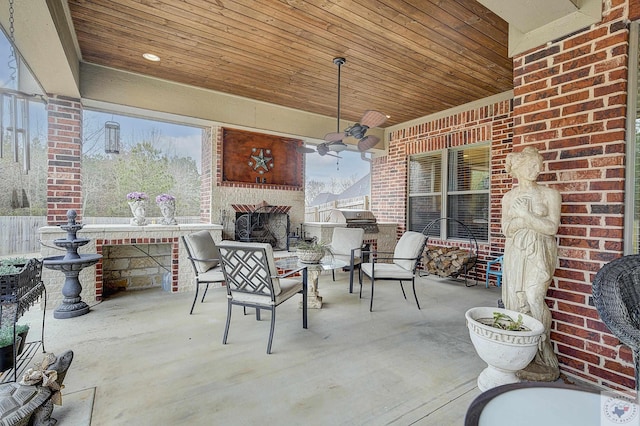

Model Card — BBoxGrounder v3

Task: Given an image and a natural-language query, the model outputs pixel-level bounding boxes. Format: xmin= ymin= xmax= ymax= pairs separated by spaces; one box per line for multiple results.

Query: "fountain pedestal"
xmin=43 ymin=210 xmax=102 ymax=319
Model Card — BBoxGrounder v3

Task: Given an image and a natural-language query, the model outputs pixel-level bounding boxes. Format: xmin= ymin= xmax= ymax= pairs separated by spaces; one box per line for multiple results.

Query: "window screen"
xmin=408 ymin=152 xmax=442 ymax=235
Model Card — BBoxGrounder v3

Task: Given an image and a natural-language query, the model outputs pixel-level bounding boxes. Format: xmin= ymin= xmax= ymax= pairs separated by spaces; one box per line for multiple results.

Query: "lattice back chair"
xmin=359 ymin=231 xmax=428 ymax=312
xmin=182 ymin=231 xmax=225 ymax=314
xmin=328 ymin=227 xmax=365 ymax=293
xmin=592 ymin=254 xmax=640 ymax=395
xmin=217 ymin=241 xmax=308 ymax=354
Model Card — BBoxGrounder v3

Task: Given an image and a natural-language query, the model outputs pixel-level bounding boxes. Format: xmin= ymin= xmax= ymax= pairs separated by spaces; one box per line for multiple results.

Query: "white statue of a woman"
xmin=501 ymin=147 xmax=561 ymax=381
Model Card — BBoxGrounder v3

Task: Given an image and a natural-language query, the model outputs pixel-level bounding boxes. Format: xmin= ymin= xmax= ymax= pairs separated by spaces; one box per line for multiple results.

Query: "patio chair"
xmin=217 ymin=241 xmax=308 ymax=354
xmin=592 ymin=254 xmax=640 ymax=394
xmin=182 ymin=231 xmax=225 ymax=315
xmin=485 ymin=255 xmax=503 ymax=288
xmin=359 ymin=231 xmax=427 ymax=312
xmin=327 ymin=227 xmax=365 ymax=293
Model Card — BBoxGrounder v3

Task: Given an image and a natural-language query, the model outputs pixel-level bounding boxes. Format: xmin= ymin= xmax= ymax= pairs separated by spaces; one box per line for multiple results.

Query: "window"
xmin=81 ymin=110 xmax=203 ymax=220
xmin=408 ymin=143 xmax=490 ymax=241
xmin=626 ymin=22 xmax=640 ymax=254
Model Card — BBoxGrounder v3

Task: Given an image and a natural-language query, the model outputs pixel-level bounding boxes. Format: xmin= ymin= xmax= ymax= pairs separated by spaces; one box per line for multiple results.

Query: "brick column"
xmin=200 ymin=127 xmax=214 ymax=223
xmin=46 ymin=96 xmax=83 ymax=224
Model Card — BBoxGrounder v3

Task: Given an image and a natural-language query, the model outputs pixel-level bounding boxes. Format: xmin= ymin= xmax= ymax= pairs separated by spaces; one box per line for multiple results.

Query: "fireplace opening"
xmin=233 ymin=204 xmax=290 ymax=250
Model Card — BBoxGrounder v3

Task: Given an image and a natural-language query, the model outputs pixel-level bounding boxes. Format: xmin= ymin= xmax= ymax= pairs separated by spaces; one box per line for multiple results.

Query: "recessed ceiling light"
xmin=142 ymin=53 xmax=161 ymax=62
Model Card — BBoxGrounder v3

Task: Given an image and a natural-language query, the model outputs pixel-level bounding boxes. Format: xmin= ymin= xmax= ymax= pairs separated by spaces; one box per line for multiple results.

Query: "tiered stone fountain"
xmin=43 ymin=210 xmax=102 ymax=319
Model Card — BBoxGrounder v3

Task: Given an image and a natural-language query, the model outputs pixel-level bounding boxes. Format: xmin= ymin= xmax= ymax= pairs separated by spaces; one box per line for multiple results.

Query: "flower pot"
xmin=296 ymin=249 xmax=324 ymax=264
xmin=465 ymin=307 xmax=545 ymax=392
xmin=0 ymin=335 xmax=21 ymax=372
xmin=128 ymin=200 xmax=148 ymax=226
xmin=16 ymin=328 xmax=28 ymax=356
xmin=157 ymin=200 xmax=177 ymax=225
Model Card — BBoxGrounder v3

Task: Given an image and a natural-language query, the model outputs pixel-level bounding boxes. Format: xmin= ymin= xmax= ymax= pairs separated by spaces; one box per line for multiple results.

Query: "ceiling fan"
xmin=299 ymin=57 xmax=388 ymax=158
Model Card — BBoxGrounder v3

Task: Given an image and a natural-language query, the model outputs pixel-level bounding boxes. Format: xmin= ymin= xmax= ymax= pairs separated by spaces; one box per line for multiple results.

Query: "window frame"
xmin=408 ymin=141 xmax=490 ymax=242
xmin=625 ymin=21 xmax=639 ymax=255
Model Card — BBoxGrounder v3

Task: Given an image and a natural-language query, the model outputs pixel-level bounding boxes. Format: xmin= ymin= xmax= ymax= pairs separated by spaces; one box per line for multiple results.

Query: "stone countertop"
xmin=39 ymin=223 xmax=223 ymax=235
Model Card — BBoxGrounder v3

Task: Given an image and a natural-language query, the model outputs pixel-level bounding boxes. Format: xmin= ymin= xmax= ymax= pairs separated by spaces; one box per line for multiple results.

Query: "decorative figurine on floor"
xmin=0 ymin=350 xmax=74 ymax=426
xmin=501 ymin=147 xmax=561 ymax=382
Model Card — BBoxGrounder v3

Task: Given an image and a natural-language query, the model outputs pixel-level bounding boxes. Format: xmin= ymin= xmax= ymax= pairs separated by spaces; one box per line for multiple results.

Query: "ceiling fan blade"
xmin=326 ymin=152 xmax=342 ymax=159
xmin=360 ymin=110 xmax=388 ymax=128
xmin=296 ymin=145 xmax=316 ymax=153
xmin=324 ymin=132 xmax=345 ymax=142
xmin=357 ymin=135 xmax=380 ymax=151
xmin=360 ymin=152 xmax=371 ymax=162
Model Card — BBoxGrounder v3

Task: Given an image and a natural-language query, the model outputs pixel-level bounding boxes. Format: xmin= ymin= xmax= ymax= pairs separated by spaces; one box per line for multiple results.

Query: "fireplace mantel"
xmin=39 ymin=224 xmax=223 ymax=308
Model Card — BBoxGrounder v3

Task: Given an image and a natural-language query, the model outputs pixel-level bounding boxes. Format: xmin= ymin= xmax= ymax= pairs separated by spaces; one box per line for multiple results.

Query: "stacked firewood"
xmin=423 ymin=245 xmax=476 ymax=278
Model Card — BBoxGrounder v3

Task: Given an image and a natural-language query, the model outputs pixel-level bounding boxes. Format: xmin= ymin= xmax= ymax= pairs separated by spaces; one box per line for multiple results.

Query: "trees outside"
xmin=0 ymin=101 xmax=48 ymax=217
xmin=81 ymin=114 xmax=202 ymax=218
xmin=305 ymin=173 xmax=360 ymax=206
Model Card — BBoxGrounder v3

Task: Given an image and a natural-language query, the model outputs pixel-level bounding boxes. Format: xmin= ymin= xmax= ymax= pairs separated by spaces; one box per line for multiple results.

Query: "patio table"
xmin=466 ymin=382 xmax=638 ymax=426
xmin=275 ymin=257 xmax=347 ymax=309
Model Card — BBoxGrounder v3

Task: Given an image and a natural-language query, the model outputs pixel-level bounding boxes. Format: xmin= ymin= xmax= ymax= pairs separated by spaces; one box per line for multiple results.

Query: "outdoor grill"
xmin=327 ymin=209 xmax=379 ymax=233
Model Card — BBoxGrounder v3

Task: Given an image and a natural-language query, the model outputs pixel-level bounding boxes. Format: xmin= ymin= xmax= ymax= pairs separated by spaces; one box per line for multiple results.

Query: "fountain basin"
xmin=43 ymin=254 xmax=101 ymax=270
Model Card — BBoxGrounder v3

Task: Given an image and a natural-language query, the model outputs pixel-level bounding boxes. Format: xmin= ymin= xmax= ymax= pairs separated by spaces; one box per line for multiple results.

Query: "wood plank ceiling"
xmin=67 ymin=0 xmax=512 ymax=127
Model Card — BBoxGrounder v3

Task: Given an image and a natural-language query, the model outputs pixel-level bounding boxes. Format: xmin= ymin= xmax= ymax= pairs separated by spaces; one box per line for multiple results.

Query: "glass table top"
xmin=275 ymin=256 xmax=348 ymax=271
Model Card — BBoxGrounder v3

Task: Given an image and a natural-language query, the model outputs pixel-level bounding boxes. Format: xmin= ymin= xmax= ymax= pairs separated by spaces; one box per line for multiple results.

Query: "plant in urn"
xmin=156 ymin=193 xmax=177 ymax=225
xmin=127 ymin=192 xmax=148 ymax=226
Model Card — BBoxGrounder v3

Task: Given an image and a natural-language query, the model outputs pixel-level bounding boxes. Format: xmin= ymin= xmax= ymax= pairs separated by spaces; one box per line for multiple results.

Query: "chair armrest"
xmin=362 ymin=250 xmax=394 ymax=257
xmin=372 ymin=255 xmax=419 ymax=262
xmin=188 ymin=256 xmax=220 ymax=263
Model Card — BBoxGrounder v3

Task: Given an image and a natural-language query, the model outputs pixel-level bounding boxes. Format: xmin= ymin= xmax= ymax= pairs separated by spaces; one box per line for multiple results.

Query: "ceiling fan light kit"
xmin=301 ymin=57 xmax=387 ymax=159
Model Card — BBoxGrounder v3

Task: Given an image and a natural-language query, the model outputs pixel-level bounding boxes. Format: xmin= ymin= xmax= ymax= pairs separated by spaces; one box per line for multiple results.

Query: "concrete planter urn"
xmin=465 ymin=306 xmax=545 ymax=392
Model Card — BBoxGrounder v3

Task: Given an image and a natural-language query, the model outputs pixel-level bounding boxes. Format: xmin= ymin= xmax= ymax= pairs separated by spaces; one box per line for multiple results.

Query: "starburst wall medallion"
xmin=248 ymin=148 xmax=274 ymax=174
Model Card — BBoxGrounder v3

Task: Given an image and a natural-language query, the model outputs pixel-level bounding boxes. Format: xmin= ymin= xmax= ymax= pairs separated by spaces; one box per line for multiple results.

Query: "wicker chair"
xmin=592 ymin=254 xmax=640 ymax=392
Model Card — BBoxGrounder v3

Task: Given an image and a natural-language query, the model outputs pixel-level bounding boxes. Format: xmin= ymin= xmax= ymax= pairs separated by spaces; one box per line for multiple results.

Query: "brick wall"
xmin=374 ymin=98 xmax=513 ymax=254
xmin=200 ymin=127 xmax=213 ymax=223
xmin=370 ymin=0 xmax=636 ymax=392
xmin=511 ymin=0 xmax=632 ymax=390
xmin=46 ymin=96 xmax=83 ymax=224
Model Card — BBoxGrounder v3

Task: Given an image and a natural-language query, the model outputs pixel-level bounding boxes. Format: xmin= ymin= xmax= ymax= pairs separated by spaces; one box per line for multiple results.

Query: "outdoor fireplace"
xmin=232 ymin=203 xmax=291 ymax=250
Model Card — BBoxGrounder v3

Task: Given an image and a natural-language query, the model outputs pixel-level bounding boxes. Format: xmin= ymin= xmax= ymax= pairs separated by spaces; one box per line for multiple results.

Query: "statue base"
xmin=517 ymin=361 xmax=560 ymax=382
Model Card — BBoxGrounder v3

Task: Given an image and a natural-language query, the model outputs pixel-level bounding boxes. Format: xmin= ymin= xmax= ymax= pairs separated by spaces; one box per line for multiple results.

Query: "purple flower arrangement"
xmin=156 ymin=194 xmax=176 ymax=204
xmin=126 ymin=192 xmax=148 ymax=201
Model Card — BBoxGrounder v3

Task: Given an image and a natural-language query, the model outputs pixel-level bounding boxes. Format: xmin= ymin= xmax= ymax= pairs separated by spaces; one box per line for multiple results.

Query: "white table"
xmin=275 ymin=257 xmax=347 ymax=308
xmin=468 ymin=383 xmax=640 ymax=426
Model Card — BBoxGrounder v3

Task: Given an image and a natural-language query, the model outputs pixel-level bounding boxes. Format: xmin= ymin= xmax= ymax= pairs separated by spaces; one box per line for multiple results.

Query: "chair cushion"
xmin=186 ymin=231 xmax=220 ymax=273
xmin=331 ymin=253 xmax=362 ymax=267
xmin=197 ymin=267 xmax=224 ymax=283
xmin=361 ymin=262 xmax=415 ymax=280
xmin=274 ymin=277 xmax=304 ymax=305
xmin=394 ymin=231 xmax=427 ymax=271
xmin=329 ymin=227 xmax=365 ymax=256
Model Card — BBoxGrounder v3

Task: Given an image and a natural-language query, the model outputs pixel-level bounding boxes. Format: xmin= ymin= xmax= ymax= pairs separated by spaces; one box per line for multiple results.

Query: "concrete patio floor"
xmin=18 ymin=271 xmax=503 ymax=425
